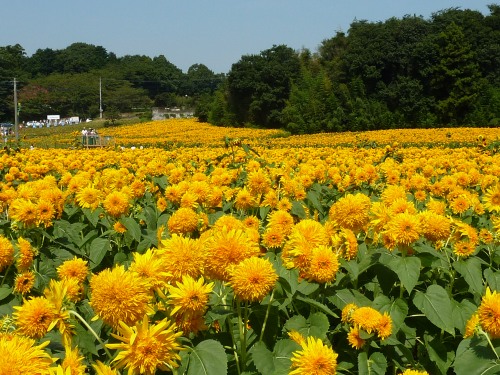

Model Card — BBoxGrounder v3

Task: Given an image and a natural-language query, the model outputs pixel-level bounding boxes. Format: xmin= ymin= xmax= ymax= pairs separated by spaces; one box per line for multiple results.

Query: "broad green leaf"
xmin=453 ymin=257 xmax=484 ymax=295
xmin=295 ymin=295 xmax=339 ymax=318
xmin=484 ymin=268 xmax=500 ymax=291
xmin=184 ymin=339 xmax=227 ymax=375
xmin=152 ymin=175 xmax=168 ymax=190
xmin=328 ymin=288 xmax=372 ymax=310
xmin=251 ymin=339 xmax=300 ymax=375
xmin=88 ymin=238 xmax=110 ymax=269
xmin=121 ymin=217 xmax=142 ymax=242
xmin=413 ymin=285 xmax=455 ymax=334
xmin=82 ymin=207 xmax=103 ymax=227
xmin=259 ymin=206 xmax=271 ymax=220
xmin=424 ymin=333 xmax=454 ymax=374
xmin=283 ymin=312 xmax=330 ymax=340
xmin=0 ymin=286 xmax=12 ymax=301
xmin=373 ymin=296 xmax=408 ymax=333
xmin=291 ymin=200 xmax=307 ymax=219
xmin=454 ymin=337 xmax=500 ymax=375
xmin=388 ymin=255 xmax=421 ymax=294
xmin=358 ymin=351 xmax=387 ymax=375
xmin=452 ymin=299 xmax=477 ymax=334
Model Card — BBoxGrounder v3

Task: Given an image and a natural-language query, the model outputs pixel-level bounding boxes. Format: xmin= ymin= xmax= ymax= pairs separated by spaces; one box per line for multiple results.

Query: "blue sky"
xmin=1 ymin=0 xmax=495 ymax=74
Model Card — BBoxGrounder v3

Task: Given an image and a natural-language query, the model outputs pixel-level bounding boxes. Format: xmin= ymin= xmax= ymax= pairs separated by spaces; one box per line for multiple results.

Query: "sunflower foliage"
xmin=0 ymin=120 xmax=500 ymax=374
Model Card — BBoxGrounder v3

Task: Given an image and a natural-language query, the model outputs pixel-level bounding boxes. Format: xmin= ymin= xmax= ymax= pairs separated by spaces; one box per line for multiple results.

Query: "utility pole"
xmin=14 ymin=78 xmax=19 ymax=142
xmin=99 ymin=77 xmax=103 ymax=119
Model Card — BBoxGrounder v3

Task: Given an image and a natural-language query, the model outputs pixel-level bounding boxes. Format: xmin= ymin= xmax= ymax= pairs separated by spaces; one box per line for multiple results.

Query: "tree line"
xmin=1 ymin=6 xmax=499 ymax=133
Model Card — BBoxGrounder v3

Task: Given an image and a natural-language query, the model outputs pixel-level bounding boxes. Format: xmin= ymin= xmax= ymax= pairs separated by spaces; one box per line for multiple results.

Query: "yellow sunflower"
xmin=13 ymin=297 xmax=56 ymax=338
xmin=385 ymin=212 xmax=421 ymax=247
xmin=75 ymin=186 xmax=102 ymax=210
xmin=478 ymin=287 xmax=500 ymax=338
xmin=0 ymin=333 xmax=55 ymax=374
xmin=483 ymin=184 xmax=500 ymax=212
xmin=464 ymin=313 xmax=479 ymax=338
xmin=103 ymin=191 xmax=130 ymax=218
xmin=16 ymin=237 xmax=36 ymax=271
xmin=302 ymin=245 xmax=339 ymax=284
xmin=290 ymin=336 xmax=338 ymax=375
xmin=167 ymin=207 xmax=199 ymax=234
xmin=347 ymin=326 xmax=365 ymax=350
xmin=0 ymin=235 xmax=14 ymax=272
xmin=328 ymin=193 xmax=371 ymax=233
xmin=107 ymin=315 xmax=184 ymax=375
xmin=57 ymin=257 xmax=89 ymax=283
xmin=92 ymin=361 xmax=120 ymax=375
xmin=61 ymin=345 xmax=86 ymax=375
xmin=351 ymin=307 xmax=382 ymax=334
xmin=228 ymin=257 xmax=278 ymax=302
xmin=129 ymin=248 xmax=171 ymax=291
xmin=167 ymin=275 xmax=214 ymax=316
xmin=158 ymin=235 xmax=205 ymax=282
xmin=89 ymin=265 xmax=152 ymax=328
xmin=13 ymin=271 xmax=36 ymax=295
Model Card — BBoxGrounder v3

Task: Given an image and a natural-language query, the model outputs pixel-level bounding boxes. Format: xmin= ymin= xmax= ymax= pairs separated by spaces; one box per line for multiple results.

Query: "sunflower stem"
xmin=481 ymin=329 xmax=500 ymax=360
xmin=236 ymin=300 xmax=247 ymax=372
xmin=227 ymin=316 xmax=241 ymax=375
xmin=259 ymin=289 xmax=275 ymax=343
xmin=68 ymin=310 xmax=113 ymax=360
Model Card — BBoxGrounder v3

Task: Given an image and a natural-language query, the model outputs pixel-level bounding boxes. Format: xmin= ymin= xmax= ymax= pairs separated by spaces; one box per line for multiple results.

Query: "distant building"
xmin=152 ymin=107 xmax=194 ymax=120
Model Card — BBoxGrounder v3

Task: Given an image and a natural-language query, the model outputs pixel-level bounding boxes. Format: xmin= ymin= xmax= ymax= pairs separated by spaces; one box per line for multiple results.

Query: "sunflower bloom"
xmin=347 ymin=326 xmax=365 ymax=349
xmin=167 ymin=275 xmax=214 ymax=316
xmin=14 ymin=270 xmax=36 ymax=295
xmin=0 ymin=235 xmax=14 ymax=273
xmin=129 ymin=248 xmax=171 ymax=291
xmin=92 ymin=360 xmax=120 ymax=375
xmin=16 ymin=237 xmax=36 ymax=271
xmin=385 ymin=212 xmax=421 ymax=247
xmin=399 ymin=370 xmax=430 ymax=375
xmin=262 ymin=228 xmax=286 ymax=249
xmin=464 ymin=313 xmax=479 ymax=338
xmin=290 ymin=336 xmax=338 ymax=375
xmin=204 ymin=227 xmax=260 ymax=281
xmin=158 ymin=235 xmax=205 ymax=282
xmin=341 ymin=303 xmax=358 ymax=324
xmin=103 ymin=191 xmax=130 ymax=218
xmin=288 ymin=330 xmax=306 ymax=346
xmin=328 ymin=193 xmax=371 ymax=233
xmin=167 ymin=207 xmax=199 ymax=234
xmin=229 ymin=257 xmax=278 ymax=302
xmin=13 ymin=297 xmax=56 ymax=338
xmin=377 ymin=312 xmax=393 ymax=339
xmin=303 ymin=245 xmax=339 ymax=284
xmin=90 ymin=265 xmax=152 ymax=328
xmin=57 ymin=257 xmax=89 ymax=284
xmin=351 ymin=307 xmax=382 ymax=334
xmin=478 ymin=287 xmax=500 ymax=338
xmin=62 ymin=345 xmax=86 ymax=375
xmin=0 ymin=333 xmax=55 ymax=374
xmin=107 ymin=315 xmax=184 ymax=375
xmin=483 ymin=184 xmax=500 ymax=212
xmin=75 ymin=186 xmax=102 ymax=210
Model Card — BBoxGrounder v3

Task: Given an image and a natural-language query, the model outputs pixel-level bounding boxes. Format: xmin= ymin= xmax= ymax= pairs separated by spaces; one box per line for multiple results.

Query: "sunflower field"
xmin=1 ymin=119 xmax=500 ymax=375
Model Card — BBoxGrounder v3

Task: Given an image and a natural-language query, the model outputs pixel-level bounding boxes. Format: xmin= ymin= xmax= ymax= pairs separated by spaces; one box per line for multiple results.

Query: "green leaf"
xmin=453 ymin=257 xmax=484 ymax=295
xmin=152 ymin=175 xmax=168 ymax=190
xmin=388 ymin=255 xmax=421 ymax=294
xmin=284 ymin=312 xmax=330 ymax=340
xmin=328 ymin=288 xmax=372 ymax=310
xmin=424 ymin=333 xmax=454 ymax=374
xmin=251 ymin=339 xmax=300 ymax=375
xmin=0 ymin=286 xmax=12 ymax=301
xmin=184 ymin=339 xmax=228 ymax=375
xmin=291 ymin=200 xmax=306 ymax=219
xmin=484 ymin=268 xmax=500 ymax=291
xmin=452 ymin=299 xmax=477 ymax=334
xmin=373 ymin=296 xmax=408 ymax=333
xmin=82 ymin=207 xmax=103 ymax=227
xmin=358 ymin=351 xmax=387 ymax=375
xmin=413 ymin=285 xmax=455 ymax=335
xmin=121 ymin=217 xmax=142 ymax=242
xmin=295 ymin=295 xmax=339 ymax=318
xmin=88 ymin=238 xmax=110 ymax=269
xmin=454 ymin=337 xmax=500 ymax=375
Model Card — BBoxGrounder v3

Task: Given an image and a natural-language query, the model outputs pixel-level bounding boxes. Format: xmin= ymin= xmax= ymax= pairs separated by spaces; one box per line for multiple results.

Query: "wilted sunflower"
xmin=167 ymin=207 xmax=199 ymax=234
xmin=57 ymin=257 xmax=89 ymax=284
xmin=290 ymin=336 xmax=338 ymax=375
xmin=158 ymin=235 xmax=205 ymax=282
xmin=478 ymin=287 xmax=500 ymax=338
xmin=228 ymin=256 xmax=278 ymax=302
xmin=13 ymin=296 xmax=56 ymax=338
xmin=0 ymin=333 xmax=55 ymax=374
xmin=75 ymin=185 xmax=102 ymax=210
xmin=14 ymin=271 xmax=35 ymax=295
xmin=89 ymin=265 xmax=152 ymax=328
xmin=483 ymin=184 xmax=500 ymax=212
xmin=0 ymin=235 xmax=14 ymax=272
xmin=103 ymin=191 xmax=130 ymax=218
xmin=303 ymin=245 xmax=339 ymax=284
xmin=107 ymin=315 xmax=184 ymax=375
xmin=167 ymin=275 xmax=213 ymax=316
